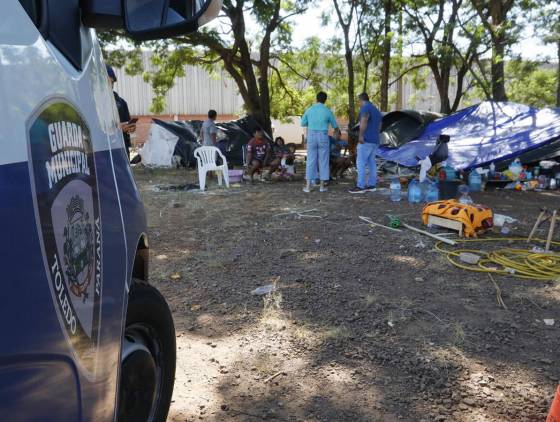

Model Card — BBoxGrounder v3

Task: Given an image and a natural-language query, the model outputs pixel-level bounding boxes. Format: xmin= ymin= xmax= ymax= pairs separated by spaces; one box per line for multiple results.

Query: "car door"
xmin=0 ymin=1 xmax=130 ymax=420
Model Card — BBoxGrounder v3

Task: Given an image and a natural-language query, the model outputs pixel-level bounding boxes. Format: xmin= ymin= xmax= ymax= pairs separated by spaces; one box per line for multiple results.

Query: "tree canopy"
xmin=100 ymin=0 xmax=560 ymax=129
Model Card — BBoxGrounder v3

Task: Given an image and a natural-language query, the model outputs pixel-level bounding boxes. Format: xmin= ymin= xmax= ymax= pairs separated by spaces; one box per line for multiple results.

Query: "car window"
xmin=18 ymin=0 xmax=41 ymax=27
xmin=18 ymin=0 xmax=86 ymax=70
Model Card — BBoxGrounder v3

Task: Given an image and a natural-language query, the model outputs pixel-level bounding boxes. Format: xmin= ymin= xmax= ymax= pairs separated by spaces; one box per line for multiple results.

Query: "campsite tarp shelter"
xmin=140 ymin=123 xmax=180 ymax=167
xmin=377 ymin=101 xmax=560 ymax=170
xmin=350 ymin=110 xmax=441 ymax=147
xmin=380 ymin=110 xmax=442 ymax=147
xmin=142 ymin=116 xmax=272 ymax=167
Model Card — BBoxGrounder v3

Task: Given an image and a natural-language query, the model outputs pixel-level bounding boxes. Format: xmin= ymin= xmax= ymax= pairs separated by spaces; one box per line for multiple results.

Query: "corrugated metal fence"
xmin=112 ymin=52 xmax=244 ymax=116
xmin=113 ymin=52 xmax=473 ymax=116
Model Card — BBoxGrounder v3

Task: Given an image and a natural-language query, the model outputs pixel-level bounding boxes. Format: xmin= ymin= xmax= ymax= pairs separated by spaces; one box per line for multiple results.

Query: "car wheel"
xmin=118 ymin=282 xmax=176 ymax=422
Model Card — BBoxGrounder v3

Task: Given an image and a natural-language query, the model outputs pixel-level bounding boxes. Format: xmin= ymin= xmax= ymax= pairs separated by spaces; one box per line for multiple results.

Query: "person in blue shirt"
xmin=329 ymin=128 xmax=351 ymax=179
xmin=349 ymin=92 xmax=383 ymax=194
xmin=301 ymin=91 xmax=338 ymax=193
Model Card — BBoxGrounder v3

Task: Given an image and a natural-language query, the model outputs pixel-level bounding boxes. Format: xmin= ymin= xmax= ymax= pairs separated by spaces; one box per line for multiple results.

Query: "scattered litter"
xmin=414 ymin=241 xmax=426 ymax=248
xmin=387 ymin=320 xmax=395 ymax=327
xmin=493 ymin=214 xmax=517 ymax=227
xmin=402 ymin=222 xmax=456 ymax=245
xmin=170 ymin=272 xmax=181 ymax=280
xmin=274 ymin=209 xmax=323 ymax=219
xmin=500 ymin=221 xmax=511 ymax=235
xmin=314 ymin=239 xmax=321 ymax=244
xmin=190 ymin=304 xmax=201 ymax=311
xmin=251 ymin=284 xmax=276 ymax=296
xmin=531 ymin=246 xmax=545 ymax=253
xmin=156 ymin=254 xmax=168 ymax=260
xmin=544 ymin=319 xmax=555 ymax=326
xmin=505 ymin=268 xmax=516 ymax=275
xmin=414 ymin=277 xmax=424 ymax=282
xmin=488 ymin=274 xmax=507 ymax=310
xmin=459 ymin=252 xmax=481 ymax=265
xmin=264 ymin=371 xmax=285 ymax=383
xmin=153 ymin=183 xmax=199 ymax=192
xmin=386 ymin=215 xmax=401 ymax=229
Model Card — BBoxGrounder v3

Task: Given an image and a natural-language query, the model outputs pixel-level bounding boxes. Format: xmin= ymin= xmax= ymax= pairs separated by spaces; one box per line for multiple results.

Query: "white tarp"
xmin=140 ymin=124 xmax=179 ymax=167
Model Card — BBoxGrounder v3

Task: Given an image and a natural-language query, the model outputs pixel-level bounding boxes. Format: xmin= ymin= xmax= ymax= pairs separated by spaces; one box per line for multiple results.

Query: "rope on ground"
xmin=434 ymin=237 xmax=560 ymax=281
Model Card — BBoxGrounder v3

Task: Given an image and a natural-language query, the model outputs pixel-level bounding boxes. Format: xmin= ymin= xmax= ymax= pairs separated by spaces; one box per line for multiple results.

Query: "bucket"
xmin=229 ymin=169 xmax=244 ymax=183
xmin=439 ymin=180 xmax=461 ymax=200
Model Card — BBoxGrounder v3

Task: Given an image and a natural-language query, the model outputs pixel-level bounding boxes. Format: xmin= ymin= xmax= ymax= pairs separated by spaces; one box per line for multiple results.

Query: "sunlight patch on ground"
xmin=389 ymin=254 xmax=424 ymax=266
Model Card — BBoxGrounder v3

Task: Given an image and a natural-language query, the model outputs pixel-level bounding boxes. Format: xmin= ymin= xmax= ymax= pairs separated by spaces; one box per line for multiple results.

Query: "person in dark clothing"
xmin=246 ymin=128 xmax=271 ymax=182
xmin=106 ymin=65 xmax=136 ymax=160
xmin=329 ymin=128 xmax=351 ymax=179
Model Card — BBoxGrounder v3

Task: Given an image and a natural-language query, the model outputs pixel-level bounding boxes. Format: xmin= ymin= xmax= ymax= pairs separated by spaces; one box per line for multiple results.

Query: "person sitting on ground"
xmin=246 ymin=128 xmax=271 ymax=182
xmin=329 ymin=128 xmax=351 ymax=179
xmin=269 ymin=137 xmax=293 ymax=174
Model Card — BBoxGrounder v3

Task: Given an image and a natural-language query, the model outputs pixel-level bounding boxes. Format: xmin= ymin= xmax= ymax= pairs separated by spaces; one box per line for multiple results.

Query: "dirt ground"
xmin=133 ymin=166 xmax=559 ymax=422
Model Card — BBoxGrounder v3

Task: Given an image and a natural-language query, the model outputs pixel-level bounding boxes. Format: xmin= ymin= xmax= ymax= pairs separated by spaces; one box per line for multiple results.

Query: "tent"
xmin=142 ymin=116 xmax=272 ymax=167
xmin=139 ymin=123 xmax=180 ymax=167
xmin=380 ymin=110 xmax=442 ymax=147
xmin=148 ymin=119 xmax=201 ymax=168
xmin=377 ymin=101 xmax=560 ymax=170
xmin=349 ymin=110 xmax=441 ymax=147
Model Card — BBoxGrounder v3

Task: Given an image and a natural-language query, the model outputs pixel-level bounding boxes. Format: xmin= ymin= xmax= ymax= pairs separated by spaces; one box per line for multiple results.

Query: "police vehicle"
xmin=0 ymin=1 xmax=221 ymax=420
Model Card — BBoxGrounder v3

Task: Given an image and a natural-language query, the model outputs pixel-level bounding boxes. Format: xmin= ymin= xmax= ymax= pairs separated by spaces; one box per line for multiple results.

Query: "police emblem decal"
xmin=28 ymin=101 xmax=102 ymax=376
xmin=63 ymin=195 xmax=94 ymax=302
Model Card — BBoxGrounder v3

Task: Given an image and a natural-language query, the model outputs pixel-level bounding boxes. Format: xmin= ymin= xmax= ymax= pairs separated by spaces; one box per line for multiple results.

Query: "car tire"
xmin=118 ymin=281 xmax=176 ymax=422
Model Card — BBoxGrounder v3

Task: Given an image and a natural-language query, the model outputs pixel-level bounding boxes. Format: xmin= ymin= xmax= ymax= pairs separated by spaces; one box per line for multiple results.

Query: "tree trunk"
xmin=344 ymin=33 xmax=356 ymax=127
xmin=380 ymin=0 xmax=392 ymax=111
xmin=491 ymin=33 xmax=508 ymax=101
xmin=489 ymin=0 xmax=508 ymax=102
xmin=556 ymin=39 xmax=560 ymax=107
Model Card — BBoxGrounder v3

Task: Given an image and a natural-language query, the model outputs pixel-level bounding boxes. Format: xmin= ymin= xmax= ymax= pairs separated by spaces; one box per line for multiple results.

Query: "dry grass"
xmin=323 ymin=325 xmax=351 ymax=341
xmin=450 ymin=322 xmax=466 ymax=346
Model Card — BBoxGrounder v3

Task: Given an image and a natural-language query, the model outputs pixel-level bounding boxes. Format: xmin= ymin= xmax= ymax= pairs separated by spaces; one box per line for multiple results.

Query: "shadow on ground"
xmin=134 ymin=167 xmax=559 ymax=422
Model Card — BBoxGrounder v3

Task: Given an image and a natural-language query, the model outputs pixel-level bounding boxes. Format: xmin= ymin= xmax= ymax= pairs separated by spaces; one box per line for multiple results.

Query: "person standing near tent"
xmin=301 ymin=91 xmax=338 ymax=193
xmin=201 ymin=109 xmax=218 ymax=146
xmin=106 ymin=65 xmax=136 ymax=160
xmin=349 ymin=92 xmax=382 ymax=194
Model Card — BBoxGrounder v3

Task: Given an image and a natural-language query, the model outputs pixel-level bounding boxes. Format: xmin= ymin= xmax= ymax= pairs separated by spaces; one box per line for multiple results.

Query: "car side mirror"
xmin=123 ymin=0 xmax=222 ymax=41
xmin=81 ymin=0 xmax=222 ymax=40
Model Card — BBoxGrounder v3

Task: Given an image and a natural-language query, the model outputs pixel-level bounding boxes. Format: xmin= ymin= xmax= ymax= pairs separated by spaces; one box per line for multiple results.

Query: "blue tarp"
xmin=377 ymin=101 xmax=560 ymax=170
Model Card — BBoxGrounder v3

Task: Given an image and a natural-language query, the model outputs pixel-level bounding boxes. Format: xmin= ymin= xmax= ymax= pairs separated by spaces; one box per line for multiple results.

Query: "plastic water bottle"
xmin=445 ymin=166 xmax=456 ymax=180
xmin=509 ymin=159 xmax=522 ymax=180
xmin=458 ymin=184 xmax=473 ymax=204
xmin=468 ymin=170 xmax=482 ymax=192
xmin=425 ymin=181 xmax=439 ymax=202
xmin=408 ymin=179 xmax=422 ymax=203
xmin=390 ymin=177 xmax=401 ymax=202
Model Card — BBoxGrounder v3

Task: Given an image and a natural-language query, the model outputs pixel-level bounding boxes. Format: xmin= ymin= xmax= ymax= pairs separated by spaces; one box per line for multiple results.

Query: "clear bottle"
xmin=408 ymin=179 xmax=422 ymax=203
xmin=390 ymin=177 xmax=401 ymax=202
xmin=489 ymin=162 xmax=496 ymax=177
xmin=458 ymin=184 xmax=473 ymax=204
xmin=425 ymin=181 xmax=439 ymax=202
xmin=468 ymin=170 xmax=482 ymax=192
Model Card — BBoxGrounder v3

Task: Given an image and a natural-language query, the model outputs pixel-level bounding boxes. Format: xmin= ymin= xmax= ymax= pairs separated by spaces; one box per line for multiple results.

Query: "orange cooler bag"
xmin=422 ymin=199 xmax=493 ymax=238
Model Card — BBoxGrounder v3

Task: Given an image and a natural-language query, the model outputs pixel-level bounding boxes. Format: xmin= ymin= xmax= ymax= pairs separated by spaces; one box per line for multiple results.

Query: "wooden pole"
xmin=402 ymin=223 xmax=457 ymax=245
xmin=359 ymin=216 xmax=403 ymax=232
xmin=527 ymin=208 xmax=546 ymax=243
xmin=546 ymin=210 xmax=557 ymax=252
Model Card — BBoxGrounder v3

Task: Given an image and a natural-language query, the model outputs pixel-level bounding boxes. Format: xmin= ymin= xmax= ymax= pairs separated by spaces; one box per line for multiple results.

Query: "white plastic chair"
xmin=194 ymin=146 xmax=230 ymax=192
